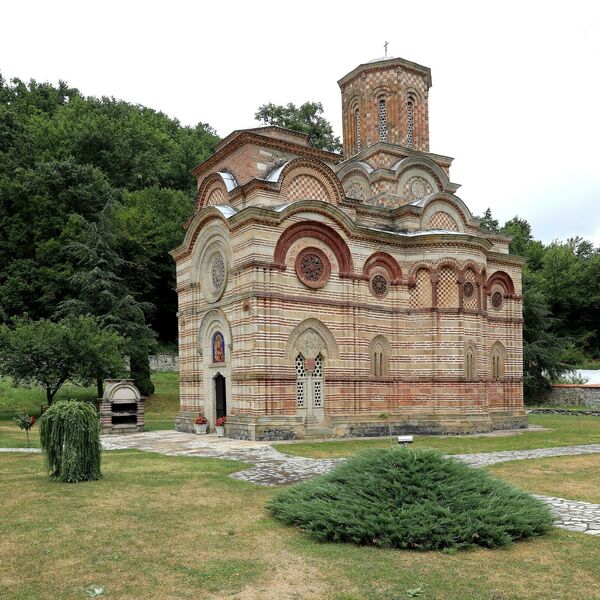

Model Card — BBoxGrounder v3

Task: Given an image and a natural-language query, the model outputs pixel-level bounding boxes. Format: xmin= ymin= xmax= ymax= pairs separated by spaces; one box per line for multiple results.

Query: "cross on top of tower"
xmin=384 ymin=41 xmax=389 ymax=57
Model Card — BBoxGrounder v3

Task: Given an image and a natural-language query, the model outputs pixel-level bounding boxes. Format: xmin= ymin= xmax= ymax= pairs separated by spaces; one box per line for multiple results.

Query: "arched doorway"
xmin=215 ymin=373 xmax=227 ymax=419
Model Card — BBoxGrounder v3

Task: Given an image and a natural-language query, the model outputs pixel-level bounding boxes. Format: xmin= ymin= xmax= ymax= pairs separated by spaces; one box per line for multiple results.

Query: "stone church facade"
xmin=172 ymin=56 xmax=526 ymax=440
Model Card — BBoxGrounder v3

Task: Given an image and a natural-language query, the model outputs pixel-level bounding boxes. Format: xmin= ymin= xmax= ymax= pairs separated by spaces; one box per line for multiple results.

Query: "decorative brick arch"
xmin=274 ymin=221 xmax=354 ymax=276
xmin=486 ymin=271 xmax=515 ymax=296
xmin=279 ymin=158 xmax=344 ymax=206
xmin=197 ymin=309 xmax=233 ymax=360
xmin=362 ymin=252 xmax=402 ymax=284
xmin=196 ymin=172 xmax=233 ymax=210
xmin=407 ymin=262 xmax=434 ymax=287
xmin=341 ymin=168 xmax=372 ymax=202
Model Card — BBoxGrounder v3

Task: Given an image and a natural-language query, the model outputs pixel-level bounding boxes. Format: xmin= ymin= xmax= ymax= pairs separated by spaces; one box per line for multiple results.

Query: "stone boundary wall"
xmin=149 ymin=353 xmax=179 ymax=372
xmin=538 ymin=384 xmax=600 ymax=409
xmin=527 ymin=408 xmax=600 ymax=417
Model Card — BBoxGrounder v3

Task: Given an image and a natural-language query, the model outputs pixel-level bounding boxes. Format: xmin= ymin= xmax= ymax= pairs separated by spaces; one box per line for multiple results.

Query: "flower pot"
xmin=215 ymin=425 xmax=225 ymax=437
xmin=194 ymin=423 xmax=208 ymax=435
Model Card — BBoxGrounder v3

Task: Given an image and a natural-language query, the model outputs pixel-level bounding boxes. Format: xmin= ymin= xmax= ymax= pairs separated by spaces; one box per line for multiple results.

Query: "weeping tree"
xmin=39 ymin=400 xmax=101 ymax=483
xmin=55 ymin=203 xmax=156 ymax=397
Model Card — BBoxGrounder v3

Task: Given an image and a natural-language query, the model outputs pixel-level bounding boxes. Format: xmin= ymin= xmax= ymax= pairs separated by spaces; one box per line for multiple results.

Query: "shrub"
xmin=14 ymin=411 xmax=36 ymax=446
xmin=268 ymin=448 xmax=554 ymax=551
xmin=194 ymin=415 xmax=208 ymax=425
xmin=215 ymin=417 xmax=226 ymax=427
xmin=39 ymin=400 xmax=101 ymax=483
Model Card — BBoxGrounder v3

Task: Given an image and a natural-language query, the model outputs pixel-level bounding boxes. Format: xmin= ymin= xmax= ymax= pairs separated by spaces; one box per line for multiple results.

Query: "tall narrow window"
xmin=355 ymin=108 xmax=361 ymax=152
xmin=407 ymin=97 xmax=414 ymax=147
xmin=491 ymin=343 xmax=505 ymax=380
xmin=295 ymin=354 xmax=306 ymax=408
xmin=313 ymin=354 xmax=324 ymax=408
xmin=378 ymin=98 xmax=388 ymax=142
xmin=465 ymin=347 xmax=474 ymax=380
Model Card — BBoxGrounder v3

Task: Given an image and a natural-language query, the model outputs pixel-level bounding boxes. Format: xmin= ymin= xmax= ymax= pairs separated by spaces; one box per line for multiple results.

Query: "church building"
xmin=172 ymin=55 xmax=526 ymax=440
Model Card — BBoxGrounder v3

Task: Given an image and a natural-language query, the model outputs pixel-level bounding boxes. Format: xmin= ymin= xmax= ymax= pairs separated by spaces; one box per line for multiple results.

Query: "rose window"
xmin=211 ymin=254 xmax=225 ymax=291
xmin=370 ymin=274 xmax=389 ymax=297
xmin=295 ymin=247 xmax=331 ymax=289
xmin=463 ymin=282 xmax=475 ymax=299
xmin=491 ymin=291 xmax=503 ymax=309
xmin=300 ymin=254 xmax=323 ymax=281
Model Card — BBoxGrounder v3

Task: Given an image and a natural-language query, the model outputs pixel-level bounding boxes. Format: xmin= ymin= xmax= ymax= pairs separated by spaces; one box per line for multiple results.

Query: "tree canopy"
xmin=0 ymin=74 xmax=219 ymax=344
xmin=477 ymin=208 xmax=600 ymax=398
xmin=0 ymin=317 xmax=125 ymax=404
xmin=255 ymin=101 xmax=342 ymax=153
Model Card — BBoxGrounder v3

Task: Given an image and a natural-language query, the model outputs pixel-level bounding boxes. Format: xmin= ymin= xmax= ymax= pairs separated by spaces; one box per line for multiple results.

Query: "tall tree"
xmin=55 ymin=204 xmax=156 ymax=396
xmin=255 ymin=101 xmax=342 ymax=153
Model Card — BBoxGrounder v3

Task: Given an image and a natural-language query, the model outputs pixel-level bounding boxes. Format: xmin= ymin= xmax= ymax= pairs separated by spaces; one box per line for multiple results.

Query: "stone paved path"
xmin=4 ymin=433 xmax=600 ymax=535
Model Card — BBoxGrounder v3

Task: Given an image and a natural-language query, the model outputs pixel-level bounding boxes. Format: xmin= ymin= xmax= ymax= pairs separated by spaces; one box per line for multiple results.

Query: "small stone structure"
xmin=539 ymin=384 xmax=600 ymax=409
xmin=149 ymin=353 xmax=179 ymax=372
xmin=99 ymin=379 xmax=145 ymax=434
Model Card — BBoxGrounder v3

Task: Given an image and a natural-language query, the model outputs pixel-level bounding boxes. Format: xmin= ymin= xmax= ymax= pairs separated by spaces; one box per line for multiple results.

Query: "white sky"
xmin=2 ymin=0 xmax=599 ymax=244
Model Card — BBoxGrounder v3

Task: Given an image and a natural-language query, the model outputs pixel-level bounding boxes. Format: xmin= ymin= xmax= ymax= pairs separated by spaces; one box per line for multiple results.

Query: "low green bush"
xmin=268 ymin=448 xmax=554 ymax=551
xmin=39 ymin=399 xmax=101 ymax=483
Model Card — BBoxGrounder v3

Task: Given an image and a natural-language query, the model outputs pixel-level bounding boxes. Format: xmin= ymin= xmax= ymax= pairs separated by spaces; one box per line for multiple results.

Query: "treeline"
xmin=0 ymin=75 xmax=219 ymax=343
xmin=479 ymin=210 xmax=600 ymax=399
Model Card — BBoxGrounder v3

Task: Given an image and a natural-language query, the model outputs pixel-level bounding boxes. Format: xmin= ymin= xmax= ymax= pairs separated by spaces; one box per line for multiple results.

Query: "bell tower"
xmin=338 ymin=56 xmax=432 ymax=158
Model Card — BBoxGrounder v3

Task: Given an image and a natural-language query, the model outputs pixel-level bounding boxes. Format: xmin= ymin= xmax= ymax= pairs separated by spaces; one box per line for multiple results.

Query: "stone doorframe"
xmin=198 ymin=309 xmax=233 ymax=425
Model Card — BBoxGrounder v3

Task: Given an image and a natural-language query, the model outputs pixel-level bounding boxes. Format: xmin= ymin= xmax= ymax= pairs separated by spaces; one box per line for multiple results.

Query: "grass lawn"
xmin=274 ymin=414 xmax=600 ymax=459
xmin=2 ymin=450 xmax=600 ymax=600
xmin=488 ymin=454 xmax=600 ymax=504
xmin=0 ymin=372 xmax=179 ymax=448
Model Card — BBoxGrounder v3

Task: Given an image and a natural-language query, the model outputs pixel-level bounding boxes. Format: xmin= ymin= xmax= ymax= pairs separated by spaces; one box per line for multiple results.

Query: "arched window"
xmin=355 ymin=108 xmax=361 ymax=152
xmin=369 ymin=336 xmax=390 ymax=378
xmin=407 ymin=96 xmax=415 ymax=147
xmin=465 ymin=344 xmax=476 ymax=380
xmin=372 ymin=344 xmax=384 ymax=377
xmin=378 ymin=98 xmax=388 ymax=142
xmin=491 ymin=343 xmax=505 ymax=380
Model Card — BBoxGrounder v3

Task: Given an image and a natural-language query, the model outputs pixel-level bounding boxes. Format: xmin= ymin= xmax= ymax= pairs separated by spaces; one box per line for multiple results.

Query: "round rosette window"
xmin=491 ymin=291 xmax=504 ymax=310
xmin=463 ymin=281 xmax=475 ymax=299
xmin=206 ymin=251 xmax=227 ymax=302
xmin=295 ymin=247 xmax=331 ymax=289
xmin=370 ymin=273 xmax=389 ymax=298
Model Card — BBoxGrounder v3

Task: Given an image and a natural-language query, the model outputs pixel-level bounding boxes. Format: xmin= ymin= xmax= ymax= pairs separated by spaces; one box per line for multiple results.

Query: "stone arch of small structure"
xmin=285 ymin=318 xmax=340 ymax=362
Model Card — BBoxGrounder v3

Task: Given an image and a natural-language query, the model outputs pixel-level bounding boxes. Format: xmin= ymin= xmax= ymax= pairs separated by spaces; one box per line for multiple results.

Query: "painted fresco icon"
xmin=212 ymin=332 xmax=225 ymax=363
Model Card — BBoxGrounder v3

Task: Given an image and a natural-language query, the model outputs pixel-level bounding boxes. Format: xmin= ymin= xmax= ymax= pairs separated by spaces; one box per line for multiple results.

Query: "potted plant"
xmin=215 ymin=416 xmax=226 ymax=437
xmin=194 ymin=415 xmax=208 ymax=434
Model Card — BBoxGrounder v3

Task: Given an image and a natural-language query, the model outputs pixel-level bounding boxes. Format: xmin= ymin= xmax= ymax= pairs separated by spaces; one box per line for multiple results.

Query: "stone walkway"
xmin=4 ymin=432 xmax=600 ymax=535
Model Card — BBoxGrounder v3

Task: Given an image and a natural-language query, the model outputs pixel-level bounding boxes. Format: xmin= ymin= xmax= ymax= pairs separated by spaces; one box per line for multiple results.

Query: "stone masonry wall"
xmin=149 ymin=353 xmax=179 ymax=372
xmin=538 ymin=385 xmax=600 ymax=409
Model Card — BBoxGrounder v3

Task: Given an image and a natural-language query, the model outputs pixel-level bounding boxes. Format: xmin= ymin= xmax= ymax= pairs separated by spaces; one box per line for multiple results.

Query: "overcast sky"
xmin=3 ymin=0 xmax=599 ymax=244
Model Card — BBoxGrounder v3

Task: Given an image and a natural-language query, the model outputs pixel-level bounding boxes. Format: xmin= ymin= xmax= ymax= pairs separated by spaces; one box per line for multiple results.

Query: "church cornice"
xmin=338 ymin=57 xmax=432 ymax=90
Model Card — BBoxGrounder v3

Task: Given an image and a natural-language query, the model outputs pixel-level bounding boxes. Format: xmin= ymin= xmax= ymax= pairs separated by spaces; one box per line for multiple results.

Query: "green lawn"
xmin=0 ymin=372 xmax=179 ymax=448
xmin=274 ymin=414 xmax=600 ymax=458
xmin=488 ymin=453 xmax=600 ymax=504
xmin=2 ymin=450 xmax=600 ymax=600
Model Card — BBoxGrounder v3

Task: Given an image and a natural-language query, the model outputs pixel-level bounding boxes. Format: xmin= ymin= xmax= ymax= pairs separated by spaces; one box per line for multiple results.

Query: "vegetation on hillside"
xmin=479 ymin=209 xmax=600 ymax=398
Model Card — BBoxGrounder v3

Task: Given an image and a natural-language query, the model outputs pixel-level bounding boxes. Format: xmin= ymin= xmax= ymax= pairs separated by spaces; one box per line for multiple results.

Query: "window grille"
xmin=407 ymin=98 xmax=414 ymax=147
xmin=378 ymin=98 xmax=388 ymax=142
xmin=355 ymin=108 xmax=361 ymax=152
xmin=295 ymin=354 xmax=306 ymax=408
